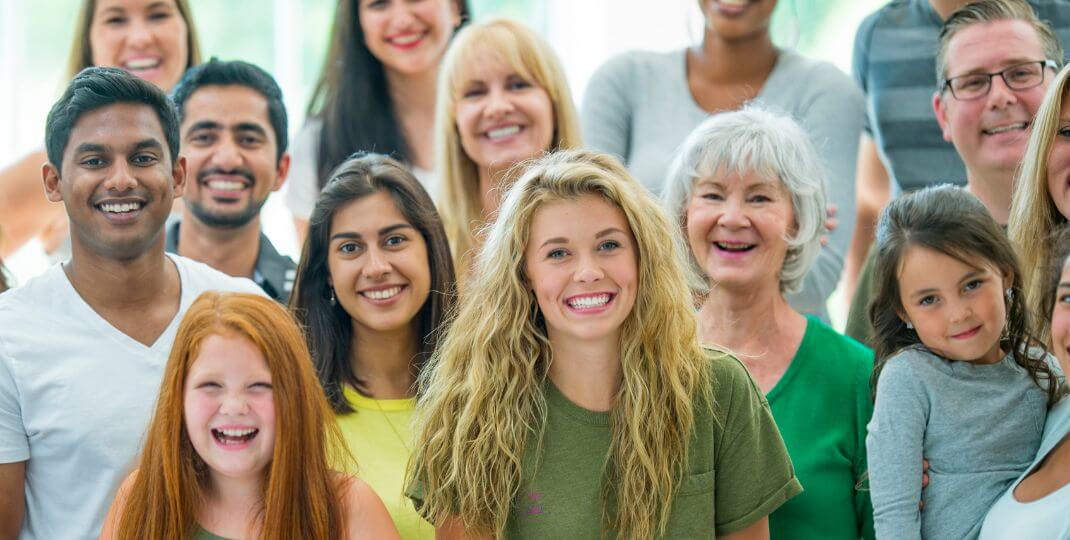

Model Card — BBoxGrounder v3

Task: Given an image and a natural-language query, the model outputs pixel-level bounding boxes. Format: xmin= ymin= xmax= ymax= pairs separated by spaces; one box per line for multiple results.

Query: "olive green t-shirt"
xmin=410 ymin=349 xmax=802 ymax=538
xmin=192 ymin=526 xmax=229 ymax=540
xmin=845 ymin=246 xmax=879 ymax=346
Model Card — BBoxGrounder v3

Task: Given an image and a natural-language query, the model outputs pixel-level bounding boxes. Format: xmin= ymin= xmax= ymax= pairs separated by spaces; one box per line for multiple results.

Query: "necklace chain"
xmin=370 ymin=397 xmax=412 ymax=453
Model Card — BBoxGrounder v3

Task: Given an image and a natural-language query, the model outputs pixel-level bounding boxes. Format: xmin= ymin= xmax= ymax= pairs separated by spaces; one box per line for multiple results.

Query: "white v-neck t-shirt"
xmin=0 ymin=255 xmax=264 ymax=539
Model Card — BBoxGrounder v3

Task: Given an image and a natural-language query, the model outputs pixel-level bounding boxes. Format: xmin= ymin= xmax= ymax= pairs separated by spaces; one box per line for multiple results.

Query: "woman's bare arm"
xmin=0 ymin=151 xmax=65 ymax=257
xmin=718 ymin=516 xmax=769 ymax=540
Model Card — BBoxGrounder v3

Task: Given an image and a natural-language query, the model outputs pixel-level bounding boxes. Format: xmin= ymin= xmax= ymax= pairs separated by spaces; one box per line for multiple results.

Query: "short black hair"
xmin=45 ymin=66 xmax=181 ymax=175
xmin=171 ymin=58 xmax=289 ymax=162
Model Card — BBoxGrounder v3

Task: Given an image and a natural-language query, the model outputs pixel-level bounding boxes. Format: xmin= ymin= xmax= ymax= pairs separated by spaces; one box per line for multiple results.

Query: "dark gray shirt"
xmin=165 ymin=220 xmax=296 ymax=303
xmin=853 ymin=0 xmax=1070 ymax=194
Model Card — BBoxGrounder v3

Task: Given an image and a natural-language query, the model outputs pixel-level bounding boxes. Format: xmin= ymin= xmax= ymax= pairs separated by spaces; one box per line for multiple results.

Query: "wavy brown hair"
xmin=113 ymin=292 xmax=349 ymax=539
xmin=870 ymin=185 xmax=1061 ymax=406
xmin=410 ymin=150 xmax=711 ymax=538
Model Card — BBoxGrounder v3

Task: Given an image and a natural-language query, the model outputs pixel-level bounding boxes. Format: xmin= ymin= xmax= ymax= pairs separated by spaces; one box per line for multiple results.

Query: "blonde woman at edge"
xmin=434 ymin=18 xmax=583 ymax=279
xmin=1010 ymin=63 xmax=1070 ymax=340
xmin=407 ymin=149 xmax=801 ymax=539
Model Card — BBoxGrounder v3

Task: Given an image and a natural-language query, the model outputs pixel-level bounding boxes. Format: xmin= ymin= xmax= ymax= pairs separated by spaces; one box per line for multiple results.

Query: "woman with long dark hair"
xmin=286 ymin=0 xmax=470 ymax=240
xmin=290 ymin=153 xmax=455 ymax=538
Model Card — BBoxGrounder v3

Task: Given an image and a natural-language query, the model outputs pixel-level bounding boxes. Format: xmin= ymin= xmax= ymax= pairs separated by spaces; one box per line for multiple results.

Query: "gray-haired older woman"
xmin=664 ymin=107 xmax=875 ymax=540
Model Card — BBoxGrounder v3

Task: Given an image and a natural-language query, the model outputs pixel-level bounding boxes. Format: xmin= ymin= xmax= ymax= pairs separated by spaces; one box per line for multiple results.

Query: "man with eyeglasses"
xmin=847 ymin=0 xmax=1063 ymax=343
xmin=845 ymin=0 xmax=1070 ymax=310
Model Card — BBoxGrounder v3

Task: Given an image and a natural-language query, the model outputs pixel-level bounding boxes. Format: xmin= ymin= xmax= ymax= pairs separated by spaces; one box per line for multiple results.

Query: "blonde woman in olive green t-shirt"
xmin=408 ymin=150 xmax=801 ymax=539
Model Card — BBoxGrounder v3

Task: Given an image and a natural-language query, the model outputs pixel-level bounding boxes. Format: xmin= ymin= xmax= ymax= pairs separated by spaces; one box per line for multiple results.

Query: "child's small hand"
xmin=920 ymin=459 xmax=930 ymax=511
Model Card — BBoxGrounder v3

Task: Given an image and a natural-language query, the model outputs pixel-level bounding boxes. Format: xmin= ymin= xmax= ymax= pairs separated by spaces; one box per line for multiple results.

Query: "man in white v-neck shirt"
xmin=0 ymin=67 xmax=263 ymax=540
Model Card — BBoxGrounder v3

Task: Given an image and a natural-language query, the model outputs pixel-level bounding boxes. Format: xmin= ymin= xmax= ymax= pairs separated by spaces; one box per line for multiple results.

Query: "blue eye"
xmin=599 ymin=240 xmax=621 ymax=251
xmin=919 ymin=295 xmax=937 ymax=306
xmin=547 ymin=248 xmax=567 ymax=259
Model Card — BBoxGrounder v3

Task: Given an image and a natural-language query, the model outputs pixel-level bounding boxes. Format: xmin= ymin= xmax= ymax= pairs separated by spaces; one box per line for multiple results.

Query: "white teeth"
xmin=363 ymin=286 xmax=402 ymax=300
xmin=99 ymin=202 xmax=143 ymax=213
xmin=207 ymin=180 xmax=246 ymax=191
xmin=125 ymin=58 xmax=160 ymax=70
xmin=391 ymin=34 xmax=422 ymax=45
xmin=487 ymin=125 xmax=521 ymax=140
xmin=217 ymin=428 xmax=256 ymax=438
xmin=568 ymin=294 xmax=610 ymax=309
xmin=715 ymin=241 xmax=755 ymax=251
xmin=985 ymin=123 xmax=1027 ymax=134
xmin=718 ymin=0 xmax=749 ymax=6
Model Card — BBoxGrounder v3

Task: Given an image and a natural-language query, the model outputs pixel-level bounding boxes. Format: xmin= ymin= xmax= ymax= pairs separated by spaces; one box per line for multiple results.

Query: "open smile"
xmin=981 ymin=121 xmax=1029 ymax=136
xmin=95 ymin=199 xmax=147 ymax=223
xmin=211 ymin=427 xmax=259 ymax=450
xmin=202 ymin=178 xmax=251 ymax=201
xmin=564 ymin=292 xmax=616 ymax=314
xmin=483 ymin=124 xmax=525 ymax=142
xmin=359 ymin=284 xmax=408 ymax=305
xmin=386 ymin=31 xmax=428 ymax=50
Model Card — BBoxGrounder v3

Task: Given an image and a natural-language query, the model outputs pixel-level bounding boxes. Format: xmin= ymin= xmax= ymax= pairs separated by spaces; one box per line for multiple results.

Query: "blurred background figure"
xmin=284 ymin=0 xmax=471 ymax=242
xmin=433 ymin=18 xmax=582 ymax=277
xmin=0 ymin=0 xmax=202 ymax=267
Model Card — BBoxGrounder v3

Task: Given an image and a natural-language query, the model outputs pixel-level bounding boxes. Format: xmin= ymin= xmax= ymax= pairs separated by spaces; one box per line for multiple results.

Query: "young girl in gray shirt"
xmin=865 ymin=186 xmax=1062 ymax=540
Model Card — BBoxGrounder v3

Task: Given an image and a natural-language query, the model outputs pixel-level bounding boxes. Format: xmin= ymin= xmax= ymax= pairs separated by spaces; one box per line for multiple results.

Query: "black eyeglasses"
xmin=942 ymin=60 xmax=1057 ymax=100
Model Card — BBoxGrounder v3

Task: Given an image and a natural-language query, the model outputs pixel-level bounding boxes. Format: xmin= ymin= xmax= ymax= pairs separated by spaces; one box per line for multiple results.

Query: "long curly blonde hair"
xmin=410 ymin=150 xmax=712 ymax=538
xmin=1009 ymin=63 xmax=1070 ymax=340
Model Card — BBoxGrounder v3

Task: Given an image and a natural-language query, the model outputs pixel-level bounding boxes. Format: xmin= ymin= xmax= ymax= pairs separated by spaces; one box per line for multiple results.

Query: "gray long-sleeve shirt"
xmin=581 ymin=49 xmax=864 ymax=321
xmin=866 ymin=346 xmax=1050 ymax=539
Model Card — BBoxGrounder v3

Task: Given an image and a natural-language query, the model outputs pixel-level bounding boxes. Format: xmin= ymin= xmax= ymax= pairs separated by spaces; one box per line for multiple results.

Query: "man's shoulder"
xmin=861 ymin=0 xmax=927 ymax=28
xmin=171 ymin=255 xmax=267 ymax=298
xmin=0 ymin=266 xmax=65 ymax=321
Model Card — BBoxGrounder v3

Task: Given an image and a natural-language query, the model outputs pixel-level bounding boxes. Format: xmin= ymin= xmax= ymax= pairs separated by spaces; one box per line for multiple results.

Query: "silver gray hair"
xmin=662 ymin=106 xmax=827 ymax=294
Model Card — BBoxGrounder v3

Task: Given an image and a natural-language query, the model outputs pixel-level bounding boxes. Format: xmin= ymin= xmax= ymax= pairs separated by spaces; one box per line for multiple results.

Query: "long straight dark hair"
xmin=869 ymin=185 xmax=1061 ymax=406
xmin=290 ymin=153 xmax=456 ymax=413
xmin=308 ymin=0 xmax=471 ymax=187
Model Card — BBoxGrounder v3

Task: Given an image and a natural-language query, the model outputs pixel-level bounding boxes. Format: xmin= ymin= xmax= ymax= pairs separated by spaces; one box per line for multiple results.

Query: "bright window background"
xmin=0 ymin=0 xmax=887 ymax=285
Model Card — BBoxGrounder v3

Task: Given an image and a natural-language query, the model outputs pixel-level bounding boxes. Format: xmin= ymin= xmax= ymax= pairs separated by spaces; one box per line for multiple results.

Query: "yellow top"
xmin=335 ymin=386 xmax=431 ymax=540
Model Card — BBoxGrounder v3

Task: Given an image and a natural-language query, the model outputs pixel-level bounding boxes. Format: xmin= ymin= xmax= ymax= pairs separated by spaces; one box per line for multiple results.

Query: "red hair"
xmin=115 ymin=292 xmax=349 ymax=539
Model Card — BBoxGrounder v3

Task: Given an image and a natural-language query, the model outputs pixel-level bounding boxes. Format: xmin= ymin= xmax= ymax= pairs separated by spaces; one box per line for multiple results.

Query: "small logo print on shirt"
xmin=524 ymin=492 xmax=545 ymax=517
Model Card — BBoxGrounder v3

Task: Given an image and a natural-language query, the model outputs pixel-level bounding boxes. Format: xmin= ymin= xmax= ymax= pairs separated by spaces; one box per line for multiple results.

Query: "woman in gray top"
xmin=866 ymin=185 xmax=1061 ymax=540
xmin=581 ymin=0 xmax=863 ymax=320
